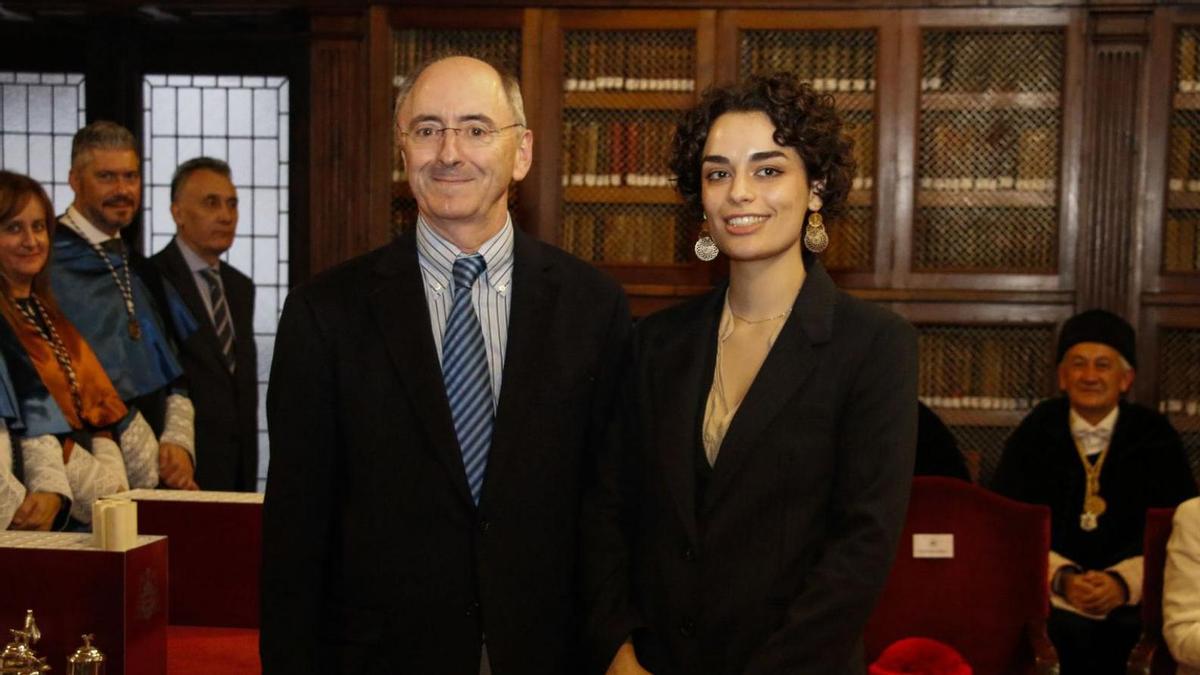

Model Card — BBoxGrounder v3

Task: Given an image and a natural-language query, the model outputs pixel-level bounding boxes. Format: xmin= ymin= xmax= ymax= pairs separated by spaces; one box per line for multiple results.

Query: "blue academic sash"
xmin=48 ymin=226 xmax=187 ymax=402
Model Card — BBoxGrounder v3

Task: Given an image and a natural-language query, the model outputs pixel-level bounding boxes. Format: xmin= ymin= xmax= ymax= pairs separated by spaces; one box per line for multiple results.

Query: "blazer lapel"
xmin=368 ymin=232 xmax=474 ymax=509
xmin=160 ymin=239 xmax=229 ymax=373
xmin=656 ymin=288 xmax=723 ymax=545
xmin=484 ymin=230 xmax=559 ymax=506
xmin=701 ymin=262 xmax=838 ymax=514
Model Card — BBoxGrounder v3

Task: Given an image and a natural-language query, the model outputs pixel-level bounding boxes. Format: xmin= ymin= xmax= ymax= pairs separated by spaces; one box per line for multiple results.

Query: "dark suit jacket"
xmin=582 ymin=261 xmax=918 ymax=675
xmin=260 ymin=228 xmax=630 ymax=675
xmin=151 ymin=239 xmax=258 ymax=491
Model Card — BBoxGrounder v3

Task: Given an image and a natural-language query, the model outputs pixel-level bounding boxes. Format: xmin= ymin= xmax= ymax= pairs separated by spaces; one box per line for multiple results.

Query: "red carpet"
xmin=167 ymin=625 xmax=260 ymax=675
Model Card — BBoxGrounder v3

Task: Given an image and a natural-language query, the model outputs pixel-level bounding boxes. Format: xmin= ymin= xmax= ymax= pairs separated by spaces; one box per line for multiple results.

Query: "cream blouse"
xmin=701 ymin=293 xmax=791 ymax=466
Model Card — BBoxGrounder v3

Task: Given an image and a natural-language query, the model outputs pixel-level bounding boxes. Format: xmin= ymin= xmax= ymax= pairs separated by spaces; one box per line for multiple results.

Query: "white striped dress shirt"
xmin=416 ymin=215 xmax=514 ymax=410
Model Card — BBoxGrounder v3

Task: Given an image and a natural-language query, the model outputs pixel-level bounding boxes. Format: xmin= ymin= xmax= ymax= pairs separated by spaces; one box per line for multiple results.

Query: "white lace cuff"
xmin=63 ymin=437 xmax=130 ymax=524
xmin=119 ymin=411 xmax=160 ymax=489
xmin=19 ymin=434 xmax=72 ymax=502
xmin=159 ymin=393 xmax=196 ymax=462
xmin=0 ymin=426 xmax=27 ymax=529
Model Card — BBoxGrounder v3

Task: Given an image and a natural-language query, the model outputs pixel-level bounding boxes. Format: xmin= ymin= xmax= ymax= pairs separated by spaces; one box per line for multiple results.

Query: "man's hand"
xmin=10 ymin=492 xmax=62 ymax=530
xmin=1062 ymin=570 xmax=1126 ymax=616
xmin=159 ymin=442 xmax=199 ymax=490
xmin=1077 ymin=570 xmax=1126 ymax=616
xmin=606 ymin=640 xmax=653 ymax=675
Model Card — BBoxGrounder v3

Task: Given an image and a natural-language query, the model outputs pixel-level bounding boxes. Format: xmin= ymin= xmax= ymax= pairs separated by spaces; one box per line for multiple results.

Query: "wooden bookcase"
xmin=1141 ymin=8 xmax=1200 ymax=471
xmin=535 ymin=10 xmax=718 ymax=316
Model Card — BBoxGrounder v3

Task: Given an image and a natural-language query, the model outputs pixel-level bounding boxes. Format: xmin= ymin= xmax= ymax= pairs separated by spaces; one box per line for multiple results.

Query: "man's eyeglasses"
xmin=400 ymin=123 xmax=524 ymax=148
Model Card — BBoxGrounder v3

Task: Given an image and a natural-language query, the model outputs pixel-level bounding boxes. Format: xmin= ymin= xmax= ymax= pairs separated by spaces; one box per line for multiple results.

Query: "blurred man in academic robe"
xmin=992 ymin=309 xmax=1197 ymax=675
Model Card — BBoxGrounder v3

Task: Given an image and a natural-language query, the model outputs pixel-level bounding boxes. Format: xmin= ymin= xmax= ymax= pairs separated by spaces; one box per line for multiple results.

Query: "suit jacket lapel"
xmin=485 ymin=230 xmax=559 ymax=506
xmin=160 ymin=239 xmax=228 ymax=373
xmin=368 ymin=232 xmax=474 ymax=509
xmin=656 ymin=288 xmax=723 ymax=545
xmin=701 ymin=262 xmax=837 ymax=514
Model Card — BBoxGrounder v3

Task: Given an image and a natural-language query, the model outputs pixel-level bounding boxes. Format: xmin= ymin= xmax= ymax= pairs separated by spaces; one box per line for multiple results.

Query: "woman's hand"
xmin=9 ymin=492 xmax=62 ymax=530
xmin=606 ymin=640 xmax=653 ymax=675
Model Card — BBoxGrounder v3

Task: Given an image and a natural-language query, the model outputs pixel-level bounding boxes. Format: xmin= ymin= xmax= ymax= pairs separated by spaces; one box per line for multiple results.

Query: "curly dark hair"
xmin=670 ymin=72 xmax=855 ymax=226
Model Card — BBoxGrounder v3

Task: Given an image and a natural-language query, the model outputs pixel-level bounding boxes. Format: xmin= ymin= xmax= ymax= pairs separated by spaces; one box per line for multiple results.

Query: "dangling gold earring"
xmin=804 ymin=212 xmax=828 ymax=253
xmin=694 ymin=213 xmax=718 ymax=261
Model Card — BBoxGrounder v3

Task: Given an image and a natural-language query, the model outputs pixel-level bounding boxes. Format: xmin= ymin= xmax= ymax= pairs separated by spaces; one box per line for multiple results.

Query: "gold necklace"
xmin=728 ymin=307 xmax=791 ymax=324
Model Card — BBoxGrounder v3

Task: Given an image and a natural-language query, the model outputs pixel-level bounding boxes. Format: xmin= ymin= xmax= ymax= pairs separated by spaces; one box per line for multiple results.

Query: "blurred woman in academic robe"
xmin=0 ymin=170 xmax=157 ymax=527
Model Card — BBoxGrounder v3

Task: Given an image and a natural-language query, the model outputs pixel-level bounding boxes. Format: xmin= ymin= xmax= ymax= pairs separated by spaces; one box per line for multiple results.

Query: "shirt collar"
xmin=176 ymin=237 xmax=220 ymax=274
xmin=62 ymin=204 xmax=120 ymax=245
xmin=1069 ymin=405 xmax=1119 ymax=435
xmin=415 ymin=214 xmax=515 ymax=296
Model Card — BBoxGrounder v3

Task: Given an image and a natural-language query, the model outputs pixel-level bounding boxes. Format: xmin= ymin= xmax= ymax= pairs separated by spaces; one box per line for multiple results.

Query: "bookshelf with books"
xmin=721 ymin=10 xmax=895 ymax=283
xmin=534 ymin=10 xmax=716 ymax=315
xmin=893 ymin=9 xmax=1085 ymax=293
xmin=1155 ymin=24 xmax=1200 ymax=282
xmin=894 ymin=301 xmax=1070 ymax=483
xmin=1140 ymin=11 xmax=1200 ymax=475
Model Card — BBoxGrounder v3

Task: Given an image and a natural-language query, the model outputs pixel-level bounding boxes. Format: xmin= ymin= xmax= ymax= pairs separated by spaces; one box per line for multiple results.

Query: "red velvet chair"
xmin=1127 ymin=507 xmax=1178 ymax=675
xmin=865 ymin=476 xmax=1057 ymax=675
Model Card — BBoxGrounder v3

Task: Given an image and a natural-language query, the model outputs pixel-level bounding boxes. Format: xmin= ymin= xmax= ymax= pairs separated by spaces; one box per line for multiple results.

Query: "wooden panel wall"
xmin=309 ymin=13 xmax=373 ymax=276
xmin=1078 ymin=11 xmax=1152 ymax=320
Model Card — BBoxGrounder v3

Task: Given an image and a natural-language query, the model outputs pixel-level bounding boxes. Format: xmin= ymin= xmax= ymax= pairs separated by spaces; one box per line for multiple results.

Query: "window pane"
xmin=143 ymin=73 xmax=290 ymax=491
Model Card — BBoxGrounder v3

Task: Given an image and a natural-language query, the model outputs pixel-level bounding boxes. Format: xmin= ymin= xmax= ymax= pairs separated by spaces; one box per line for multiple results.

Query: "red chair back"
xmin=1143 ymin=507 xmax=1177 ymax=631
xmin=1143 ymin=507 xmax=1178 ymax=675
xmin=865 ymin=476 xmax=1051 ymax=675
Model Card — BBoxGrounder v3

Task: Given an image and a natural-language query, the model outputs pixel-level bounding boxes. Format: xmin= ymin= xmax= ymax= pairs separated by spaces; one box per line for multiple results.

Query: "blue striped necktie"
xmin=200 ymin=268 xmax=237 ymax=372
xmin=442 ymin=255 xmax=493 ymax=505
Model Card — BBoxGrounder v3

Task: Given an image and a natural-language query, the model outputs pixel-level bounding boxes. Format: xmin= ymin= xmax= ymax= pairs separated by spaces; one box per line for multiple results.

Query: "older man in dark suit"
xmin=152 ymin=157 xmax=257 ymax=491
xmin=260 ymin=56 xmax=631 ymax=675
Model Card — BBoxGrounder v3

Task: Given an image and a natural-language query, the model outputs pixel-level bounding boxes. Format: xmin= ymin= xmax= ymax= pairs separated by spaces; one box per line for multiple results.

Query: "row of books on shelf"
xmin=1161 ymin=399 xmax=1200 ymax=417
xmin=1164 ymin=216 xmax=1200 ymax=273
xmin=565 ymin=78 xmax=695 ymax=93
xmin=1177 ymin=32 xmax=1200 ymax=93
xmin=918 ymin=331 xmax=1052 ymax=403
xmin=560 ymin=209 xmax=678 ymax=264
xmin=1167 ymin=125 xmax=1200 ymax=190
xmin=559 ymin=118 xmax=875 ymax=194
xmin=921 ymin=34 xmax=1061 ymax=93
xmin=563 ymin=173 xmax=673 ymax=188
xmin=1167 ymin=179 xmax=1200 ymax=193
xmin=919 ymin=396 xmax=1037 ymax=411
xmin=392 ymin=33 xmax=521 ymax=86
xmin=919 ymin=177 xmax=1057 ymax=192
xmin=560 ymin=118 xmax=674 ymax=188
xmin=564 ymin=34 xmax=693 ymax=91
xmin=924 ymin=124 xmax=1058 ymax=184
xmin=742 ymin=38 xmax=874 ymax=90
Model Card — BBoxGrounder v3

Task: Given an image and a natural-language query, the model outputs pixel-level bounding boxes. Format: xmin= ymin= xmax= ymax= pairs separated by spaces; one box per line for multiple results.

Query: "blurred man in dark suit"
xmin=153 ymin=157 xmax=257 ymax=491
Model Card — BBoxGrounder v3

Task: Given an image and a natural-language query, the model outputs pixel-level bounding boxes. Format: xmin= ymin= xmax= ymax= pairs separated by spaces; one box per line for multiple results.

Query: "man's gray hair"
xmin=171 ymin=156 xmax=233 ymax=202
xmin=71 ymin=120 xmax=138 ymax=169
xmin=394 ymin=54 xmax=526 ymax=129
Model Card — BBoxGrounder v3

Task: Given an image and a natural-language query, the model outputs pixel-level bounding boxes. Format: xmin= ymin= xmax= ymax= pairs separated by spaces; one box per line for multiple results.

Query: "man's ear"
xmin=1119 ymin=367 xmax=1135 ymax=394
xmin=511 ymin=127 xmax=533 ymax=182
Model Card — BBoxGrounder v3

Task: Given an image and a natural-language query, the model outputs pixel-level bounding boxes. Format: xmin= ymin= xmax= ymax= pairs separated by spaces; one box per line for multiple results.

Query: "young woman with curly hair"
xmin=582 ymin=73 xmax=919 ymax=675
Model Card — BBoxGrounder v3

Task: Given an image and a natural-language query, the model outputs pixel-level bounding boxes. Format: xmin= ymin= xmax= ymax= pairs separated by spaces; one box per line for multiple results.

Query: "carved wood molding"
xmin=1078 ymin=12 xmax=1150 ymax=320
